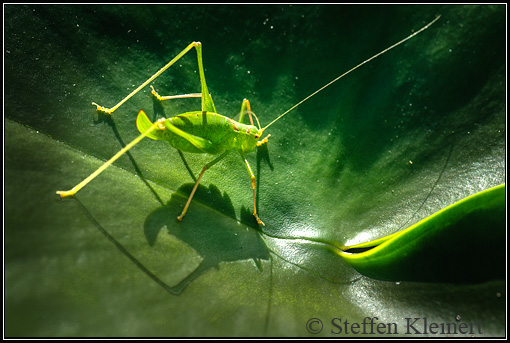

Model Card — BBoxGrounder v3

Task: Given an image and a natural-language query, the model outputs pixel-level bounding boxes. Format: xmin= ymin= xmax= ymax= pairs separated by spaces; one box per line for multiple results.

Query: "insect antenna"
xmin=262 ymin=15 xmax=441 ymax=132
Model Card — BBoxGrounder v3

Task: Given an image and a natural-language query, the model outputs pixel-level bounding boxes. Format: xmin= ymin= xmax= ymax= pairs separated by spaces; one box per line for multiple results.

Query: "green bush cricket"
xmin=57 ymin=16 xmax=440 ymax=226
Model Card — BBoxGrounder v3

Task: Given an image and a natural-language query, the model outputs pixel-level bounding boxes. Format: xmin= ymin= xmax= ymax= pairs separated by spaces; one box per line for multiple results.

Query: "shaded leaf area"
xmin=5 ymin=5 xmax=506 ymax=337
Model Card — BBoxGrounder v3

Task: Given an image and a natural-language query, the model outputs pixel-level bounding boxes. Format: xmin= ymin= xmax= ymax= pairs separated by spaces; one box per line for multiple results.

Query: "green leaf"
xmin=339 ymin=184 xmax=505 ymax=283
xmin=5 ymin=5 xmax=505 ymax=337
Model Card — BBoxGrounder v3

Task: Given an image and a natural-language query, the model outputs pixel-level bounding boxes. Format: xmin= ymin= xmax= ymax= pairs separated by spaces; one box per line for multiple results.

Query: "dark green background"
xmin=5 ymin=5 xmax=506 ymax=337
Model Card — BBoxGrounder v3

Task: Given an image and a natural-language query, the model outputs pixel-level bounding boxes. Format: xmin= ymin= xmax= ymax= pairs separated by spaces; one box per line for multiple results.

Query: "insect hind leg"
xmin=91 ymin=41 xmax=216 ymax=115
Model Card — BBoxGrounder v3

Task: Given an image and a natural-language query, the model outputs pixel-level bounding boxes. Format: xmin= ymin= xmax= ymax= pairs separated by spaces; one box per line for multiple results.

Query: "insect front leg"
xmin=237 ymin=99 xmax=263 ymax=130
xmin=177 ymin=151 xmax=230 ymax=222
xmin=238 ymin=99 xmax=254 ymax=126
xmin=240 ymin=151 xmax=265 ymax=226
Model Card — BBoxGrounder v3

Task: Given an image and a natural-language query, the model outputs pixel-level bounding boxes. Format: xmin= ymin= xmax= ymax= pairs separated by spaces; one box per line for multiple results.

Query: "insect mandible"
xmin=57 ymin=16 xmax=441 ymax=226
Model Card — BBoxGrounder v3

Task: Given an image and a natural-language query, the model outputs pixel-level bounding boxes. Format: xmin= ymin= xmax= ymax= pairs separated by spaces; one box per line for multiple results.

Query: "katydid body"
xmin=57 ymin=16 xmax=440 ymax=226
xmin=136 ymin=110 xmax=263 ymax=155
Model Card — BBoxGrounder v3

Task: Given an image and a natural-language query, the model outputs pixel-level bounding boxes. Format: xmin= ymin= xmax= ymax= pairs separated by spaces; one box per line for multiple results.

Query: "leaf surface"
xmin=5 ymin=5 xmax=506 ymax=337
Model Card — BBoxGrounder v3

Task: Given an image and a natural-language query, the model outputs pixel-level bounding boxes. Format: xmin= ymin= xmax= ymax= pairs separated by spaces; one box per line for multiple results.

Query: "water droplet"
xmin=456 ymin=315 xmax=461 ymax=321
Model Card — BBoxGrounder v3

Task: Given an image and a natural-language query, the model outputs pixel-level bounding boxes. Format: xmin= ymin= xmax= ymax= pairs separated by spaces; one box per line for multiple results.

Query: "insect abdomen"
xmin=165 ymin=112 xmax=238 ymax=154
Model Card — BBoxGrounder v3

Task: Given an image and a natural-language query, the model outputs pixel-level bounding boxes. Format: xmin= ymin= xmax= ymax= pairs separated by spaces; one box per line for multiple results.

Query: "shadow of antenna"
xmin=73 ymin=197 xmax=179 ymax=295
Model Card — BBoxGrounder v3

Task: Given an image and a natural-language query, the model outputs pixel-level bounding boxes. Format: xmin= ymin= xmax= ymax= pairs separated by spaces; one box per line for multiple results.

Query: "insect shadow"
xmin=73 ymin=183 xmax=271 ymax=295
xmin=144 ymin=183 xmax=270 ymax=294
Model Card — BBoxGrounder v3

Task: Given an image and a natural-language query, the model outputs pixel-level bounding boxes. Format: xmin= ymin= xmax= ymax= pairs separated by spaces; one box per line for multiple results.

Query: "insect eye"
xmin=254 ymin=134 xmax=259 ymax=138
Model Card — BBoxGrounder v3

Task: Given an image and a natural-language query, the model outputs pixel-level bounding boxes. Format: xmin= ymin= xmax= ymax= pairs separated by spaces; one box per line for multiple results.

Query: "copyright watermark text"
xmin=306 ymin=317 xmax=483 ymax=335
